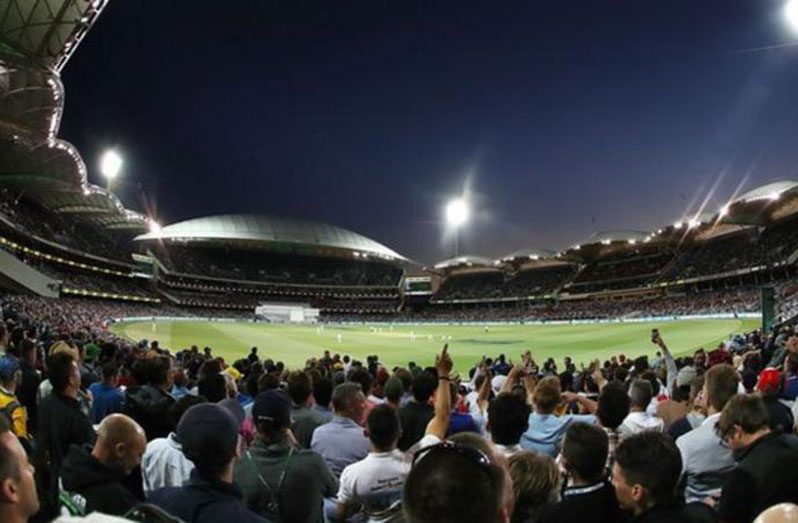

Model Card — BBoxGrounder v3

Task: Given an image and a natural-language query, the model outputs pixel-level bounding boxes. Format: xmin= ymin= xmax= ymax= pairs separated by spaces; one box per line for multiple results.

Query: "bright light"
xmin=688 ymin=218 xmax=700 ymax=229
xmin=768 ymin=192 xmax=780 ymax=201
xmin=148 ymin=220 xmax=161 ymax=234
xmin=674 ymin=222 xmax=683 ymax=230
xmin=628 ymin=239 xmax=636 ymax=245
xmin=445 ymin=198 xmax=469 ymax=227
xmin=719 ymin=205 xmax=730 ymax=217
xmin=786 ymin=0 xmax=798 ymax=33
xmin=100 ymin=149 xmax=123 ymax=180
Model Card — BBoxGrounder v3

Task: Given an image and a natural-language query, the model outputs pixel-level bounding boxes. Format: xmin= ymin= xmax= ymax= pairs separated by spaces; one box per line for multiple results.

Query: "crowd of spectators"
xmin=434 ymin=265 xmax=576 ymax=301
xmin=1 ymin=292 xmax=798 ymax=522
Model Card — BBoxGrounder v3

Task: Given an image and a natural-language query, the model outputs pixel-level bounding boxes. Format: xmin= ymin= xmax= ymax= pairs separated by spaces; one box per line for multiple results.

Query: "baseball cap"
xmin=177 ymin=404 xmax=239 ymax=467
xmin=676 ymin=366 xmax=697 ymax=388
xmin=0 ymin=356 xmax=20 ymax=382
xmin=756 ymin=368 xmax=781 ymax=394
xmin=252 ymin=390 xmax=292 ymax=430
xmin=491 ymin=375 xmax=507 ymax=394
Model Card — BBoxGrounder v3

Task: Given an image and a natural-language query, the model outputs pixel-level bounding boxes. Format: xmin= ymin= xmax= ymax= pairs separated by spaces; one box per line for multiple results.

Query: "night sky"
xmin=59 ymin=0 xmax=798 ymax=264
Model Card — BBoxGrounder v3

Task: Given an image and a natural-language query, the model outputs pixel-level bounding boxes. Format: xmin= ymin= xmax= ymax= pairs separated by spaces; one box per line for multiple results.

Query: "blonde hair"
xmin=508 ymin=451 xmax=561 ymax=522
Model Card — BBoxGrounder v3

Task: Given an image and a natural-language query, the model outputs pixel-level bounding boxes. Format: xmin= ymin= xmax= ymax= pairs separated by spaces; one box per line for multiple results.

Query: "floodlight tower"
xmin=446 ymin=198 xmax=469 ymax=257
xmin=99 ymin=149 xmax=123 ymax=189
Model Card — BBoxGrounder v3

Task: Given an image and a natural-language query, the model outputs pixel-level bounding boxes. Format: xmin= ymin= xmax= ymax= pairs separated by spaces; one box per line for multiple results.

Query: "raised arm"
xmin=425 ymin=344 xmax=453 ymax=440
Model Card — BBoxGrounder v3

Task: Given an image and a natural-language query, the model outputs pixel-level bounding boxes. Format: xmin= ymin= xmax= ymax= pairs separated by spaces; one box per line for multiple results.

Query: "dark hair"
xmin=287 ymin=371 xmax=313 ymax=405
xmin=47 ymin=351 xmax=75 ymax=393
xmin=258 ymin=372 xmax=281 ymax=392
xmin=313 ymin=376 xmax=333 ymax=409
xmin=411 ymin=372 xmax=437 ymax=403
xmin=640 ymin=371 xmax=660 ymax=400
xmin=101 ymin=361 xmax=119 ymax=380
xmin=170 ymin=394 xmax=208 ymax=427
xmin=614 ymin=432 xmax=681 ymax=507
xmin=597 ymin=381 xmax=630 ymax=430
xmin=705 ymin=364 xmax=738 ymax=412
xmin=404 ymin=444 xmax=505 ymax=523
xmin=198 ymin=373 xmax=227 ymax=403
xmin=348 ymin=367 xmax=373 ymax=396
xmin=366 ymin=405 xmax=401 ymax=450
xmin=716 ymin=394 xmax=769 ymax=439
xmin=628 ymin=379 xmax=653 ymax=410
xmin=563 ymin=422 xmax=608 ymax=483
xmin=487 ymin=393 xmax=530 ymax=445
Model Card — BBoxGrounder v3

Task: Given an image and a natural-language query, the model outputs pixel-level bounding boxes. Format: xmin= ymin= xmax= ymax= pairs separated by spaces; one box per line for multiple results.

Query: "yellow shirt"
xmin=0 ymin=388 xmax=28 ymax=440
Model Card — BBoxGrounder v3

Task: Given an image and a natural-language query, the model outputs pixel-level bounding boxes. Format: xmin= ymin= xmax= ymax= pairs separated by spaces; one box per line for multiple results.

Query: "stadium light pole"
xmin=446 ymin=198 xmax=469 ymax=257
xmin=99 ymin=149 xmax=123 ymax=189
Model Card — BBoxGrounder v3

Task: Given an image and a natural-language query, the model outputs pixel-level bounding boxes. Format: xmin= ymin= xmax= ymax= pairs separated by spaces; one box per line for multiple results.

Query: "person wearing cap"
xmin=235 ymin=390 xmax=337 ymax=522
xmin=757 ymin=368 xmax=794 ymax=433
xmin=676 ymin=363 xmax=739 ymax=503
xmin=0 ymin=356 xmax=28 ymax=444
xmin=147 ymin=403 xmax=267 ymax=523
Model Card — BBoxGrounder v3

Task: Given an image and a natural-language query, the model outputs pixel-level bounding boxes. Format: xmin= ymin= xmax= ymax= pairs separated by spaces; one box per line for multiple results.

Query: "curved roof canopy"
xmin=579 ymin=230 xmax=651 ymax=247
xmin=732 ymin=180 xmax=798 ymax=205
xmin=433 ymin=255 xmax=495 ymax=270
xmin=499 ymin=248 xmax=556 ymax=262
xmin=135 ymin=214 xmax=406 ymax=261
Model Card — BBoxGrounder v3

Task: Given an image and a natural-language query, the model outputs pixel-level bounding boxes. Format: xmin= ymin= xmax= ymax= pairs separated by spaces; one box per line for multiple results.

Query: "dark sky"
xmin=59 ymin=0 xmax=798 ymax=264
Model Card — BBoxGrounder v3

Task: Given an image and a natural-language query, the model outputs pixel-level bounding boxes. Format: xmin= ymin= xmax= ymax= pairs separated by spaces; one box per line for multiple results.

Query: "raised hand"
xmin=435 ymin=343 xmax=453 ymax=378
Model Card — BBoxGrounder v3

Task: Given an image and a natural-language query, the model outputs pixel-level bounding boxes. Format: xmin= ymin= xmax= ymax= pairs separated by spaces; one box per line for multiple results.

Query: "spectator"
xmin=311 ymin=382 xmax=370 ymax=477
xmin=756 ymin=369 xmax=794 ymax=433
xmin=122 ymin=356 xmax=176 ymax=441
xmin=668 ymin=375 xmax=707 ymax=441
xmin=540 ymin=423 xmax=624 ymax=523
xmin=141 ymin=394 xmax=207 ymax=495
xmin=487 ymin=392 xmax=529 ymax=456
xmin=312 ymin=376 xmax=334 ymax=421
xmin=596 ymin=381 xmax=630 ymax=470
xmin=618 ymin=379 xmax=663 ymax=438
xmin=397 ymin=371 xmax=436 ymax=451
xmin=147 ymin=403 xmax=267 ymax=522
xmin=59 ymin=414 xmax=147 ymax=516
xmin=676 ymin=363 xmax=739 ymax=503
xmin=754 ymin=504 xmax=798 ymax=523
xmin=0 ymin=356 xmax=28 ymax=444
xmin=384 ymin=376 xmax=404 ymax=410
xmin=17 ymin=340 xmax=40 ymax=436
xmin=0 ymin=415 xmax=39 ymax=523
xmin=288 ymin=371 xmax=329 ymax=449
xmin=337 ymin=404 xmax=409 ymax=521
xmin=88 ymin=361 xmax=124 ymax=425
xmin=520 ymin=376 xmax=597 ymax=457
xmin=235 ymin=390 xmax=337 ymax=522
xmin=508 ymin=451 xmax=560 ymax=523
xmin=715 ymin=394 xmax=798 ymax=523
xmin=612 ymin=432 xmax=716 ymax=522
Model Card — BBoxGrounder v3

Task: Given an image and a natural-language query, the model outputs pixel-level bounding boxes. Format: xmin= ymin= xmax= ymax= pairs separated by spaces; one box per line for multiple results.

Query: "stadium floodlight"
xmin=445 ymin=198 xmax=469 ymax=227
xmin=674 ymin=221 xmax=683 ymax=230
xmin=719 ymin=205 xmax=730 ymax=218
xmin=768 ymin=192 xmax=781 ymax=201
xmin=100 ymin=149 xmax=123 ymax=184
xmin=786 ymin=0 xmax=798 ymax=33
xmin=688 ymin=218 xmax=701 ymax=229
xmin=148 ymin=220 xmax=161 ymax=234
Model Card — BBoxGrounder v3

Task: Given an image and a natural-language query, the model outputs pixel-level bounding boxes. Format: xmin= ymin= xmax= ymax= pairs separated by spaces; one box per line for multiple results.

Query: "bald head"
xmin=93 ymin=414 xmax=147 ymax=474
xmin=755 ymin=504 xmax=798 ymax=523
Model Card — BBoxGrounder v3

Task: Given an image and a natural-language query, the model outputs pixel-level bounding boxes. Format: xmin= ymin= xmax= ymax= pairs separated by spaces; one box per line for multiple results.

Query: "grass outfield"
xmin=109 ymin=318 xmax=760 ymax=373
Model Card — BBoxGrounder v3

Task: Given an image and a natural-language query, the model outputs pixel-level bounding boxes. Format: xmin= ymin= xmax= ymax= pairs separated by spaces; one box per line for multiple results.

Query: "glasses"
xmin=411 ymin=441 xmax=493 ymax=469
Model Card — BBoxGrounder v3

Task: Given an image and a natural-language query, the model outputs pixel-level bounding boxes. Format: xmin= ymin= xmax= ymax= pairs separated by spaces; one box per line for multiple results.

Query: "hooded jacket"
xmin=59 ymin=444 xmax=139 ymax=516
xmin=122 ymin=384 xmax=175 ymax=441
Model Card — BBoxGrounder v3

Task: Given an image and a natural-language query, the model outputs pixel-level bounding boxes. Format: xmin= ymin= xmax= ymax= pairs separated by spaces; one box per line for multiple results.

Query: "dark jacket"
xmin=631 ymin=502 xmax=717 ymax=523
xmin=397 ymin=401 xmax=433 ymax=451
xmin=148 ymin=471 xmax=268 ymax=523
xmin=718 ymin=432 xmax=798 ymax=523
xmin=37 ymin=393 xmax=95 ymax=480
xmin=60 ymin=444 xmax=139 ymax=516
xmin=541 ymin=481 xmax=628 ymax=523
xmin=122 ymin=384 xmax=175 ymax=441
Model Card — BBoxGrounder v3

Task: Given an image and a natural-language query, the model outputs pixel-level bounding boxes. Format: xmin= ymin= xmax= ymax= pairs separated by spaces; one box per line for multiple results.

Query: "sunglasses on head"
xmin=412 ymin=440 xmax=493 ymax=470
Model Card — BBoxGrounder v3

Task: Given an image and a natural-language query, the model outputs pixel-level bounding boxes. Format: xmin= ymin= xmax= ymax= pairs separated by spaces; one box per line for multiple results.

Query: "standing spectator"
xmin=487 ymin=392 xmax=529 ymax=456
xmin=540 ymin=423 xmax=624 ymax=523
xmin=337 ymin=404 xmax=409 ymax=521
xmin=311 ymin=382 xmax=370 ymax=477
xmin=397 ymin=372 xmax=436 ymax=451
xmin=147 ymin=404 xmax=267 ymax=523
xmin=123 ymin=356 xmax=176 ymax=441
xmin=59 ymin=414 xmax=147 ymax=516
xmin=288 ymin=371 xmax=329 ymax=449
xmin=508 ymin=451 xmax=561 ymax=523
xmin=88 ymin=361 xmax=124 ymax=425
xmin=618 ymin=380 xmax=663 ymax=438
xmin=236 ymin=390 xmax=337 ymax=522
xmin=612 ymin=432 xmax=716 ymax=522
xmin=0 ymin=415 xmax=39 ymax=523
xmin=715 ymin=394 xmax=798 ymax=523
xmin=17 ymin=340 xmax=40 ymax=436
xmin=0 ymin=356 xmax=28 ymax=445
xmin=676 ymin=363 xmax=738 ymax=503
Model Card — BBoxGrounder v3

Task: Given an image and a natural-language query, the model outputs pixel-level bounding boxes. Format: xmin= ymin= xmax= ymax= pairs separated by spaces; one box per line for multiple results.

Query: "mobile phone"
xmin=651 ymin=328 xmax=659 ymax=341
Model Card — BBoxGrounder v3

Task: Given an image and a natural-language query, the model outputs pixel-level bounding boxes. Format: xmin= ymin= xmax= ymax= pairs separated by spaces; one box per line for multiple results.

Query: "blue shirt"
xmin=88 ymin=381 xmax=124 ymax=424
xmin=313 ymin=405 xmax=334 ymax=422
xmin=310 ymin=415 xmax=370 ymax=477
xmin=520 ymin=411 xmax=597 ymax=457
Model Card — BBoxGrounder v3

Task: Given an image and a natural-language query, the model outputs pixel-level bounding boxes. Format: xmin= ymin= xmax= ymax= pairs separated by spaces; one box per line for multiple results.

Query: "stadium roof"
xmin=731 ymin=180 xmax=798 ymax=205
xmin=577 ymin=230 xmax=651 ymax=247
xmin=432 ymin=255 xmax=496 ymax=270
xmin=499 ymin=248 xmax=556 ymax=262
xmin=135 ymin=214 xmax=407 ymax=261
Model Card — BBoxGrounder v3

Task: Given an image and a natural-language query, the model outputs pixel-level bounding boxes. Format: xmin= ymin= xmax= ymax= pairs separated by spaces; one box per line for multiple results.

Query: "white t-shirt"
xmin=338 ymin=450 xmax=410 ymax=521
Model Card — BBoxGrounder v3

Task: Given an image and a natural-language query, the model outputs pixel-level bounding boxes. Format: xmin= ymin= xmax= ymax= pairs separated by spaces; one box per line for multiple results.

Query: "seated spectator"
xmin=88 ymin=361 xmax=124 ymax=425
xmin=657 ymin=366 xmax=696 ymax=431
xmin=122 ymin=356 xmax=176 ymax=441
xmin=59 ymin=414 xmax=147 ymax=516
xmin=715 ymin=394 xmax=798 ymax=523
xmin=520 ymin=376 xmax=597 ymax=457
xmin=541 ymin=422 xmax=624 ymax=523
xmin=147 ymin=403 xmax=267 ymax=522
xmin=384 ymin=376 xmax=404 ymax=410
xmin=595 ymin=380 xmax=630 ymax=469
xmin=235 ymin=390 xmax=337 ymax=522
xmin=782 ymin=352 xmax=798 ymax=401
xmin=618 ymin=379 xmax=663 ymax=438
xmin=397 ymin=371 xmax=436 ymax=451
xmin=337 ymin=404 xmax=409 ymax=521
xmin=141 ymin=394 xmax=207 ymax=495
xmin=508 ymin=450 xmax=561 ymax=523
xmin=756 ymin=369 xmax=794 ymax=433
xmin=487 ymin=392 xmax=529 ymax=456
xmin=0 ymin=415 xmax=39 ymax=523
xmin=312 ymin=376 xmax=334 ymax=421
xmin=311 ymin=382 xmax=371 ymax=477
xmin=404 ymin=440 xmax=512 ymax=523
xmin=668 ymin=375 xmax=706 ymax=441
xmin=17 ymin=339 xmax=40 ymax=436
xmin=0 ymin=356 xmax=28 ymax=445
xmin=676 ymin=363 xmax=738 ymax=503
xmin=288 ymin=370 xmax=329 ymax=449
xmin=612 ymin=432 xmax=717 ymax=522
